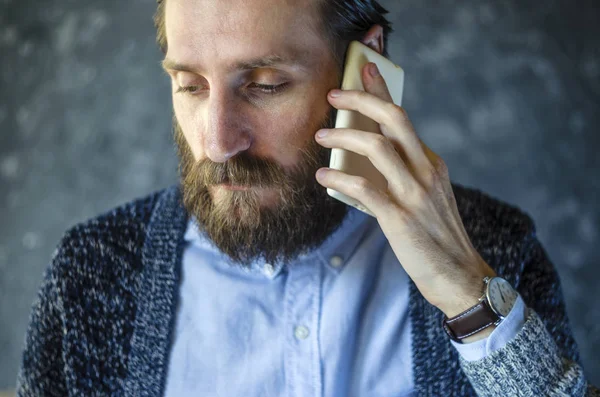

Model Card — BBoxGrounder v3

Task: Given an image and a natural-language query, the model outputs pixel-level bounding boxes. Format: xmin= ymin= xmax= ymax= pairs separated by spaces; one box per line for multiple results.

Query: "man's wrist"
xmin=451 ymin=296 xmax=527 ymax=361
xmin=442 ymin=272 xmax=521 ymax=345
xmin=438 ymin=293 xmax=484 ymax=319
xmin=435 ymin=267 xmax=497 ymax=318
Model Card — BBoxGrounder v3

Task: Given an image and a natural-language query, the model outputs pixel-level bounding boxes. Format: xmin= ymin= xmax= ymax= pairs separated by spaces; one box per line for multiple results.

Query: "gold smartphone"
xmin=327 ymin=41 xmax=405 ymax=217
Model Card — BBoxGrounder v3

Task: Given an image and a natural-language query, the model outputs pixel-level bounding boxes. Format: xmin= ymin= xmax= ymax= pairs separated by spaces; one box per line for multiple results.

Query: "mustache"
xmin=191 ymin=151 xmax=288 ymax=188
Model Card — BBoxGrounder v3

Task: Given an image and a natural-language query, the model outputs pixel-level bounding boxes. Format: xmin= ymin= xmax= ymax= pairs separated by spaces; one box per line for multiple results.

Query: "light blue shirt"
xmin=164 ymin=208 xmax=526 ymax=396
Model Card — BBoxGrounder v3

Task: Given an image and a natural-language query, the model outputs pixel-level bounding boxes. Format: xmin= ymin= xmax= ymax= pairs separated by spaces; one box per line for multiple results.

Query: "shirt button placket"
xmin=284 ymin=261 xmax=323 ymax=397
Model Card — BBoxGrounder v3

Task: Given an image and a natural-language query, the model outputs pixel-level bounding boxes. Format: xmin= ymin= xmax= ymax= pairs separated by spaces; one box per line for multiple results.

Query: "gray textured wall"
xmin=1 ymin=0 xmax=598 ymax=389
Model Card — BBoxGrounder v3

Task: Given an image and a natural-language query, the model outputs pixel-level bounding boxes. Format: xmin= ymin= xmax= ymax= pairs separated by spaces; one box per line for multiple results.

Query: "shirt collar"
xmin=184 ymin=207 xmax=375 ymax=279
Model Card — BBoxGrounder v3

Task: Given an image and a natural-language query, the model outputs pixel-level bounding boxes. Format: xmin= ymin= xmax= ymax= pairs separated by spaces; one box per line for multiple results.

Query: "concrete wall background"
xmin=1 ymin=0 xmax=598 ymax=389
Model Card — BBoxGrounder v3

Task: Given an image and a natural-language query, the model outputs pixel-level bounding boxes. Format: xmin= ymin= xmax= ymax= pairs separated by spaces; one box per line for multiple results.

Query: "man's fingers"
xmin=327 ymin=88 xmax=436 ymax=189
xmin=315 ymin=167 xmax=394 ymax=218
xmin=316 ymin=128 xmax=419 ymax=201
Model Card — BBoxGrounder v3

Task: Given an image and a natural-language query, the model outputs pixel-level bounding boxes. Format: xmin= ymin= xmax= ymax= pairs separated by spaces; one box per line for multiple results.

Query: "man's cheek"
xmin=176 ymin=115 xmax=205 ymax=160
xmin=287 ymin=106 xmax=325 ymax=146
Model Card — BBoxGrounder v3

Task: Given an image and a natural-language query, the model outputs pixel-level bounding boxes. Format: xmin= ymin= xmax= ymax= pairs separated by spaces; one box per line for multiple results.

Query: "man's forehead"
xmin=165 ymin=0 xmax=322 ymax=38
xmin=164 ymin=0 xmax=328 ymax=73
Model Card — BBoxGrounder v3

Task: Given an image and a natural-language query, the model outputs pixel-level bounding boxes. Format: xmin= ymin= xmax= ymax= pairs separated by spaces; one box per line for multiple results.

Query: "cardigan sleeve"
xmin=459 ymin=232 xmax=599 ymax=396
xmin=16 ymin=253 xmax=68 ymax=397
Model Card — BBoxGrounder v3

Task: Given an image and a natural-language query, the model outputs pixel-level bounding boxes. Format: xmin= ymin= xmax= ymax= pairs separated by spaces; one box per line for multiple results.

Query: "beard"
xmin=174 ymin=112 xmax=348 ymax=268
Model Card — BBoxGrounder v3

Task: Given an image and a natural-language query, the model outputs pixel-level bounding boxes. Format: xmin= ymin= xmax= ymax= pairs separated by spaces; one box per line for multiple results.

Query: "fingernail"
xmin=369 ymin=63 xmax=380 ymax=77
xmin=316 ymin=129 xmax=328 ymax=138
xmin=316 ymin=168 xmax=329 ymax=179
xmin=329 ymin=89 xmax=342 ymax=98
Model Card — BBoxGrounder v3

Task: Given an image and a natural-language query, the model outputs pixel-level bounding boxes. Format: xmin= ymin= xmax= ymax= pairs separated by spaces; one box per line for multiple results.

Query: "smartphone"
xmin=327 ymin=41 xmax=405 ymax=217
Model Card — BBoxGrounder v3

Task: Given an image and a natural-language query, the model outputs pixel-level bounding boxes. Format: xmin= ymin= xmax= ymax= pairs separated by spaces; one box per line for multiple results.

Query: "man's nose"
xmin=203 ymin=92 xmax=251 ymax=163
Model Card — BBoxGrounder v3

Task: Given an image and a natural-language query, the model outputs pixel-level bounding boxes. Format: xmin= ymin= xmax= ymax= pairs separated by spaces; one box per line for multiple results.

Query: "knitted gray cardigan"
xmin=16 ymin=183 xmax=599 ymax=396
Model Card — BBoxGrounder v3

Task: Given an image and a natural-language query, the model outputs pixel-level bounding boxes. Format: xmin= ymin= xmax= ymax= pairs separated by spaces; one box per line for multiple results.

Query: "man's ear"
xmin=360 ymin=25 xmax=384 ymax=54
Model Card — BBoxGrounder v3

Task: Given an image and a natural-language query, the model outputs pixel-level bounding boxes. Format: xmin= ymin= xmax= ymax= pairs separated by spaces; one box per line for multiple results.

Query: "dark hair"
xmin=317 ymin=0 xmax=393 ymax=66
xmin=154 ymin=0 xmax=392 ymax=67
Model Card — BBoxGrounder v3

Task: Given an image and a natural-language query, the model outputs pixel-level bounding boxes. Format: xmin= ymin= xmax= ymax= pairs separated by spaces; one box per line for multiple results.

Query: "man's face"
xmin=163 ymin=0 xmax=348 ymax=265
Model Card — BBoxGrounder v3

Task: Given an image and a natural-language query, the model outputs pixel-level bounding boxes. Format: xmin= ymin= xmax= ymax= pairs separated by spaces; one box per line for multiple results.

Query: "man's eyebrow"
xmin=161 ymin=59 xmax=197 ymax=74
xmin=234 ymin=55 xmax=291 ymax=70
xmin=161 ymin=54 xmax=306 ymax=74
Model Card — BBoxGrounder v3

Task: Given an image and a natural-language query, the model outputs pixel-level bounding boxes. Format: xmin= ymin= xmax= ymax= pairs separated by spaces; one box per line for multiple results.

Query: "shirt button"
xmin=264 ymin=263 xmax=274 ymax=276
xmin=294 ymin=325 xmax=310 ymax=340
xmin=329 ymin=255 xmax=344 ymax=268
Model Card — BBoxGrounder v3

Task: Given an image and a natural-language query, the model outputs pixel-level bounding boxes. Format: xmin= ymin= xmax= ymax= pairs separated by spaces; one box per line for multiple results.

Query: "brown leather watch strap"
xmin=442 ymin=300 xmax=499 ymax=342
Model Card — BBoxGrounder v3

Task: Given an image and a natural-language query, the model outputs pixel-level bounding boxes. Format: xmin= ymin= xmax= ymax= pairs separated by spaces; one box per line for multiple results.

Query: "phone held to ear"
xmin=327 ymin=41 xmax=405 ymax=217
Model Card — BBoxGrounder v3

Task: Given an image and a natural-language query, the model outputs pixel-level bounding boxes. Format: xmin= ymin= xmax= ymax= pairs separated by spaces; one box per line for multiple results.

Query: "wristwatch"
xmin=442 ymin=276 xmax=519 ymax=343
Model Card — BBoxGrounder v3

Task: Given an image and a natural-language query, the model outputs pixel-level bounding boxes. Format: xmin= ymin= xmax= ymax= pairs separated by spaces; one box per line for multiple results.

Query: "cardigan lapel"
xmin=124 ymin=185 xmax=188 ymax=396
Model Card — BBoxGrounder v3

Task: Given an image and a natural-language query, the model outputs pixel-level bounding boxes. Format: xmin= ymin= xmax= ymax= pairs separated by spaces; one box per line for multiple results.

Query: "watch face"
xmin=487 ymin=277 xmax=519 ymax=318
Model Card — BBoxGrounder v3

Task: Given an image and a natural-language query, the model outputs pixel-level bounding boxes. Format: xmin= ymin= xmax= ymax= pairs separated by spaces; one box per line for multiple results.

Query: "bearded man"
xmin=16 ymin=0 xmax=599 ymax=396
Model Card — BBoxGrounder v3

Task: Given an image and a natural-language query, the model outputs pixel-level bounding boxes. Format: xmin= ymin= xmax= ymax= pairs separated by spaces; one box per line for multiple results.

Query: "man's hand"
xmin=315 ymin=62 xmax=496 ymax=319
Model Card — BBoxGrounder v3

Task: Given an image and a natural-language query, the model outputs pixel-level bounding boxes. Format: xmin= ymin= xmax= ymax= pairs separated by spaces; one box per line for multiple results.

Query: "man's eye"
xmin=249 ymin=82 xmax=289 ymax=94
xmin=176 ymin=83 xmax=289 ymax=96
xmin=176 ymin=85 xmax=201 ymax=94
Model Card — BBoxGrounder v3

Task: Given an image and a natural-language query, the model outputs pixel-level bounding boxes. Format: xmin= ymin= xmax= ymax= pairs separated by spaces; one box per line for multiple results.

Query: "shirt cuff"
xmin=451 ymin=294 xmax=527 ymax=362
